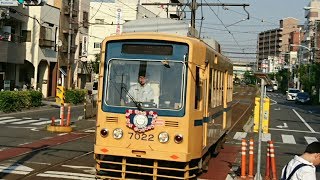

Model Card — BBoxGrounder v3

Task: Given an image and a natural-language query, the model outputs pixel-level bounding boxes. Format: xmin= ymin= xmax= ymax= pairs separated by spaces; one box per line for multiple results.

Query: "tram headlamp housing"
xmin=158 ymin=132 xmax=169 ymax=143
xmin=174 ymin=134 xmax=183 ymax=144
xmin=113 ymin=128 xmax=123 ymax=139
xmin=100 ymin=128 xmax=109 ymax=137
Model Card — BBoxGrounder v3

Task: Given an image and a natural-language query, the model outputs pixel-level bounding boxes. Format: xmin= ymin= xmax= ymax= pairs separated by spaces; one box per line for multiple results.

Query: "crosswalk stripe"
xmin=233 ymin=132 xmax=247 ymax=140
xmin=11 ymin=120 xmax=42 ymax=125
xmin=304 ymin=137 xmax=318 ymax=144
xmin=0 ymin=117 xmax=14 ymax=121
xmin=281 ymin=134 xmax=296 ymax=144
xmin=0 ymin=119 xmax=23 ymax=124
xmin=30 ymin=120 xmax=52 ymax=125
xmin=37 ymin=171 xmax=95 ymax=180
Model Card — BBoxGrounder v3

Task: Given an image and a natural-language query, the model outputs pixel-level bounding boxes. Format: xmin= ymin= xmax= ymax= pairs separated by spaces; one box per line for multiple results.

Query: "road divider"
xmin=46 ymin=104 xmax=73 ymax=133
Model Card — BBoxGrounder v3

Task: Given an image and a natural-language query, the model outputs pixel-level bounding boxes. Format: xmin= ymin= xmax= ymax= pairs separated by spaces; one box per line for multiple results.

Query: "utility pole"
xmin=67 ymin=0 xmax=74 ymax=89
xmin=142 ymin=1 xmax=249 ymax=30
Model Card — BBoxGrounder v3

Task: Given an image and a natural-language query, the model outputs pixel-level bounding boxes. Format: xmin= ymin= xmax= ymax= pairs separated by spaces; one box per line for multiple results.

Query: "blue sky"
xmin=191 ymin=0 xmax=311 ymax=62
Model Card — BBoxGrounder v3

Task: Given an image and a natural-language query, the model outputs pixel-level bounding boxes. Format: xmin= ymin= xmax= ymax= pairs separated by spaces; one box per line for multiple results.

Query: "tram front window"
xmin=105 ymin=59 xmax=185 ymax=110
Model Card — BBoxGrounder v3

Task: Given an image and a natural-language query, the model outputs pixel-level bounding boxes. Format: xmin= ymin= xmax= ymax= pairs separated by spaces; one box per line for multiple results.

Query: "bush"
xmin=0 ymin=90 xmax=42 ymax=112
xmin=65 ymin=89 xmax=87 ymax=105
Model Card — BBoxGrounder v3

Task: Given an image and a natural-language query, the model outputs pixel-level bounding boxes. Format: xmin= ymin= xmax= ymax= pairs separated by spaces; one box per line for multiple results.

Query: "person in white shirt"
xmin=127 ymin=73 xmax=154 ymax=103
xmin=280 ymin=141 xmax=320 ymax=180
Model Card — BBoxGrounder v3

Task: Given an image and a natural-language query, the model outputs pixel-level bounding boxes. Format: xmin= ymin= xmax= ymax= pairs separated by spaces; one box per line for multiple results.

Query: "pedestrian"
xmin=280 ymin=141 xmax=320 ymax=180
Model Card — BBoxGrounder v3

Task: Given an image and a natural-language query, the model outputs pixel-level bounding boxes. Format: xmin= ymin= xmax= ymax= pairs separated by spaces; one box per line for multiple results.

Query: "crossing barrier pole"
xmin=248 ymin=138 xmax=254 ymax=178
xmin=66 ymin=105 xmax=71 ymax=126
xmin=265 ymin=141 xmax=271 ymax=180
xmin=269 ymin=141 xmax=277 ymax=180
xmin=241 ymin=138 xmax=247 ymax=179
xmin=51 ymin=116 xmax=56 ymax=126
xmin=60 ymin=104 xmax=64 ymax=126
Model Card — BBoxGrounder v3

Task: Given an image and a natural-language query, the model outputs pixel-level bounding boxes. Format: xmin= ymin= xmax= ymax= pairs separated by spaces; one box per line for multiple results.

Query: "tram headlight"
xmin=174 ymin=134 xmax=183 ymax=144
xmin=158 ymin=132 xmax=169 ymax=143
xmin=100 ymin=128 xmax=109 ymax=137
xmin=113 ymin=128 xmax=123 ymax=139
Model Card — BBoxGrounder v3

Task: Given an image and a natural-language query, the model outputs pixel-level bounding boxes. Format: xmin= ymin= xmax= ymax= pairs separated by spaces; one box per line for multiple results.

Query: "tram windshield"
xmin=105 ymin=59 xmax=185 ymax=110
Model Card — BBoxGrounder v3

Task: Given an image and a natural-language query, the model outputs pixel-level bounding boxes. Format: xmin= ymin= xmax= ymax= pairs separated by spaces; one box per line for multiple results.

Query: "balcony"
xmin=0 ymin=39 xmax=25 ymax=64
xmin=60 ymin=45 xmax=76 ymax=53
xmin=39 ymin=39 xmax=55 ymax=48
xmin=64 ymin=5 xmax=78 ymax=17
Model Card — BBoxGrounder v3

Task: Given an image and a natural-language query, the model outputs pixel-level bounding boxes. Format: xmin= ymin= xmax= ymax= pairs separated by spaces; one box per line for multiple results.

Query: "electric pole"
xmin=142 ymin=1 xmax=249 ymax=30
xmin=67 ymin=0 xmax=74 ymax=89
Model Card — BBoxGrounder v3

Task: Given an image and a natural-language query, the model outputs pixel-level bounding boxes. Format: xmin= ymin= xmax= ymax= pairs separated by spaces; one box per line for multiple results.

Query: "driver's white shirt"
xmin=127 ymin=83 xmax=154 ymax=102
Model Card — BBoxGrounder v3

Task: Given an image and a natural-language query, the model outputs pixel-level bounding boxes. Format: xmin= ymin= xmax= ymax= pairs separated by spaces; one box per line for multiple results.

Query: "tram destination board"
xmin=122 ymin=44 xmax=173 ymax=55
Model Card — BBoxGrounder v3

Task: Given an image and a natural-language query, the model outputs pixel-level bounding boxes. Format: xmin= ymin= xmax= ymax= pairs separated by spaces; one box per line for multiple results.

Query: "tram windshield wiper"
xmin=120 ymin=84 xmax=144 ymax=111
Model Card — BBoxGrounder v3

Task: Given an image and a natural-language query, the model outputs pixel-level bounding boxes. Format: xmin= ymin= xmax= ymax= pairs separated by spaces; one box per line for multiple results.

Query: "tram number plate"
xmin=128 ymin=132 xmax=154 ymax=141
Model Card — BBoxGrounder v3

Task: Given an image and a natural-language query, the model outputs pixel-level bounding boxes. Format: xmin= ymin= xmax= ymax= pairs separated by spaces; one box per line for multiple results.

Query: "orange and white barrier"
xmin=248 ymin=138 xmax=254 ymax=178
xmin=66 ymin=105 xmax=71 ymax=126
xmin=60 ymin=105 xmax=64 ymax=126
xmin=269 ymin=141 xmax=277 ymax=180
xmin=241 ymin=138 xmax=247 ymax=179
xmin=265 ymin=141 xmax=271 ymax=180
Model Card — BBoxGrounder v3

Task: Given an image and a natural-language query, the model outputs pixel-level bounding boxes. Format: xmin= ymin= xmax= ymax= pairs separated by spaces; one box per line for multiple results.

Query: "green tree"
xmin=243 ymin=71 xmax=256 ymax=85
xmin=275 ymin=69 xmax=289 ymax=94
xmin=90 ymin=53 xmax=100 ymax=74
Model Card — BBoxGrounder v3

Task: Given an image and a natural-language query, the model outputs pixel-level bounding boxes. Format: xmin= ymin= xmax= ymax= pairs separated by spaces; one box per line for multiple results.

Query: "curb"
xmin=46 ymin=125 xmax=73 ymax=133
xmin=243 ymin=116 xmax=254 ymax=132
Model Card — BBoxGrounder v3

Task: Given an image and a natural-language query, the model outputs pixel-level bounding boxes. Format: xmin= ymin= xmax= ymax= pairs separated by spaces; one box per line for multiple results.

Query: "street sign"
xmin=0 ymin=0 xmax=18 ymax=6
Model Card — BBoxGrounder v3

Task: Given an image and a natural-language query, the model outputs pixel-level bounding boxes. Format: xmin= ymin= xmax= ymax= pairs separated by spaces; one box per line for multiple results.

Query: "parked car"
xmin=286 ymin=88 xmax=300 ymax=101
xmin=295 ymin=92 xmax=311 ymax=104
xmin=273 ymin=83 xmax=278 ymax=91
xmin=266 ymin=85 xmax=274 ymax=92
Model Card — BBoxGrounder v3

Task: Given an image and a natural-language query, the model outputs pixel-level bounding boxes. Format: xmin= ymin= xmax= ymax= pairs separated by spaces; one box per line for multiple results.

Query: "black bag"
xmin=280 ymin=163 xmax=310 ymax=180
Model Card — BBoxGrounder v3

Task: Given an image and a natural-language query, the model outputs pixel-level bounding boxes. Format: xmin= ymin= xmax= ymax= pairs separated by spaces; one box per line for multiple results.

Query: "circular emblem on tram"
xmin=133 ymin=114 xmax=148 ymax=129
xmin=125 ymin=109 xmax=157 ymax=132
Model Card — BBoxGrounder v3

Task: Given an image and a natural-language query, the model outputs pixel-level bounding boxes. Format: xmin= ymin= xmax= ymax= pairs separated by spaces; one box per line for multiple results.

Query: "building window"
xmin=95 ymin=19 xmax=104 ymax=24
xmin=40 ymin=26 xmax=53 ymax=40
xmin=83 ymin=11 xmax=89 ymax=28
xmin=21 ymin=30 xmax=31 ymax=42
xmin=94 ymin=42 xmax=101 ymax=49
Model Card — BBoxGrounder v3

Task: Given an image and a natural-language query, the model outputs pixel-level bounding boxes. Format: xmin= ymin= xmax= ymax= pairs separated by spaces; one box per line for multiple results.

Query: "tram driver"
xmin=127 ymin=72 xmax=155 ymax=106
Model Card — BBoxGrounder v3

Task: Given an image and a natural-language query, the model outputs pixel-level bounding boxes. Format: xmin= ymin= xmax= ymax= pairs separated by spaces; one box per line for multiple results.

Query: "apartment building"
xmin=0 ymin=2 xmax=60 ymax=98
xmin=257 ymin=17 xmax=299 ymax=72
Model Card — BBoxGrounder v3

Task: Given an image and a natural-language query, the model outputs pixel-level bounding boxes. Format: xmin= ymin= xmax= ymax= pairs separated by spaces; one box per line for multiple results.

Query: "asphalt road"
xmin=266 ymin=91 xmax=320 ymax=179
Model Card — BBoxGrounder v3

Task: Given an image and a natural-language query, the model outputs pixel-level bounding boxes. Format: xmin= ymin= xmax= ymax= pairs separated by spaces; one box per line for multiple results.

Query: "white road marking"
xmin=0 ymin=119 xmax=23 ymax=124
xmin=8 ymin=160 xmax=51 ymax=165
xmin=281 ymin=134 xmax=296 ymax=144
xmin=0 ymin=164 xmax=33 ymax=175
xmin=0 ymin=117 xmax=14 ymax=121
xmin=36 ymin=171 xmax=95 ymax=180
xmin=262 ymin=133 xmax=271 ymax=142
xmin=233 ymin=132 xmax=247 ymax=140
xmin=292 ymin=109 xmax=315 ymax=132
xmin=276 ymin=123 xmax=288 ymax=128
xmin=30 ymin=120 xmax=52 ymax=125
xmin=11 ymin=120 xmax=41 ymax=124
xmin=84 ymin=129 xmax=95 ymax=133
xmin=269 ymin=128 xmax=320 ymax=134
xmin=304 ymin=137 xmax=318 ymax=144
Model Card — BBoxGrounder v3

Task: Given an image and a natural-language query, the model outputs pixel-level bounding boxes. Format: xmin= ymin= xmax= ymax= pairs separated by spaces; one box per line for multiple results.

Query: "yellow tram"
xmin=94 ymin=32 xmax=233 ymax=179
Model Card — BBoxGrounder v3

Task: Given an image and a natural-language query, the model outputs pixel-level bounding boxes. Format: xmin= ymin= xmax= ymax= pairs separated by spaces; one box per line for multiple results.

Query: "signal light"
xmin=17 ymin=0 xmax=24 ymax=4
xmin=18 ymin=0 xmax=46 ymax=6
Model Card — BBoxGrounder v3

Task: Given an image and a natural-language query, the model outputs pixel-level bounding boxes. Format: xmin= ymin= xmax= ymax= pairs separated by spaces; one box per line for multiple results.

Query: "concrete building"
xmin=0 ymin=2 xmax=60 ymax=98
xmin=257 ymin=17 xmax=300 ymax=72
xmin=303 ymin=0 xmax=320 ymax=63
xmin=87 ymin=0 xmax=185 ymax=64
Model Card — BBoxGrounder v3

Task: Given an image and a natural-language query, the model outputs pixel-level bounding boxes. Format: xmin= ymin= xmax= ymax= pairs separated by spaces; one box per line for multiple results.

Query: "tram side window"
xmin=195 ymin=66 xmax=200 ymax=109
